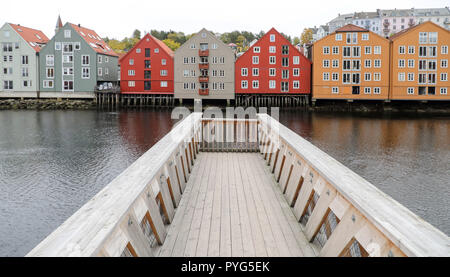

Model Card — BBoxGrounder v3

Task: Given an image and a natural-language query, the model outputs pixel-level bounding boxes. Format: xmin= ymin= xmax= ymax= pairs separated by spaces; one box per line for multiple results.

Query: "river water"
xmin=0 ymin=109 xmax=448 ymax=256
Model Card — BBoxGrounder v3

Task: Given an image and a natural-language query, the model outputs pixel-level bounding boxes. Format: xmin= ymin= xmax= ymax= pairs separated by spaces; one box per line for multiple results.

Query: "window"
xmin=267 ymin=56 xmax=276 ymax=65
xmin=269 ymin=68 xmax=276 ymax=76
xmin=74 ymin=42 xmax=80 ymax=50
xmin=293 ymin=81 xmax=300 ymax=89
xmin=63 ymin=55 xmax=73 ymax=63
xmin=408 ymin=73 xmax=414 ymax=81
xmin=145 ymin=48 xmax=151 ymax=57
xmin=419 ymin=32 xmax=428 ymax=43
xmin=362 ymin=33 xmax=369 ymax=41
xmin=440 ymin=88 xmax=447 ymax=95
xmin=293 ymin=68 xmax=299 ymax=76
xmin=364 ymin=59 xmax=371 ymax=68
xmin=46 ymin=55 xmax=54 ymax=66
xmin=253 ymin=47 xmax=260 ymax=53
xmin=241 ymin=68 xmax=248 ymax=76
xmin=190 ymin=44 xmax=196 ymax=49
xmin=145 ymin=60 xmax=151 ymax=68
xmin=144 ymin=81 xmax=151 ymax=90
xmin=352 ymin=47 xmax=360 ymax=57
xmin=373 ymin=87 xmax=380 ymax=94
xmin=407 ymin=59 xmax=414 ymax=68
xmin=398 ymin=72 xmax=405 ymax=81
xmin=323 ymin=72 xmax=330 ymax=81
xmin=241 ymin=80 xmax=248 ymax=89
xmin=332 ymin=60 xmax=339 ymax=68
xmin=282 ymin=57 xmax=289 ymax=67
xmin=155 ymin=48 xmax=159 ymax=53
xmin=418 ymin=73 xmax=427 ymax=84
xmin=282 ymin=70 xmax=289 ymax=79
xmin=43 ymin=80 xmax=53 ymax=88
xmin=191 ymin=57 xmax=196 ymax=64
xmin=252 ymin=56 xmax=259 ymax=64
xmin=441 ymin=73 xmax=448 ymax=81
xmin=419 ymin=46 xmax=427 ymax=57
xmin=323 ymin=47 xmax=330 ymax=54
xmin=442 ymin=60 xmax=448 ymax=68
xmin=160 ymin=70 xmax=168 ymax=76
xmin=81 ymin=55 xmax=90 ymax=66
xmin=428 ymin=60 xmax=437 ymax=70
xmin=399 ymin=46 xmax=405 ymax=54
xmin=332 ymin=73 xmax=339 ymax=81
xmin=161 ymin=81 xmax=168 ymax=87
xmin=63 ymin=81 xmax=73 ymax=91
xmin=343 ymin=60 xmax=351 ymax=70
xmin=63 ymin=43 xmax=73 ymax=52
xmin=269 ymin=46 xmax=276 ymax=53
xmin=281 ymin=45 xmax=289 ymax=55
xmin=21 ymin=55 xmax=29 ymax=65
xmin=335 ymin=34 xmax=342 ymax=41
xmin=281 ymin=82 xmax=289 ymax=92
xmin=3 ymin=80 xmax=13 ymax=90
xmin=407 ymin=87 xmax=414 ymax=95
xmin=364 ymin=46 xmax=371 ymax=55
xmin=332 ymin=87 xmax=339 ymax=94
xmin=98 ymin=55 xmax=102 ymax=63
xmin=364 ymin=87 xmax=371 ymax=94
xmin=408 ymin=46 xmax=415 ymax=54
xmin=64 ymin=30 xmax=71 ymax=38
xmin=398 ymin=59 xmax=405 ymax=68
xmin=270 ymin=34 xmax=275 ymax=42
xmin=352 ymin=60 xmax=360 ymax=70
xmin=364 ymin=73 xmax=371 ymax=81
xmin=343 ymin=46 xmax=351 ymax=57
xmin=136 ymin=48 xmax=141 ymax=53
xmin=128 ymin=81 xmax=135 ymax=87
xmin=252 ymin=80 xmax=259 ymax=89
xmin=105 ymin=56 xmax=109 ymax=63
xmin=428 ymin=73 xmax=436 ymax=84
xmin=332 ymin=46 xmax=339 ymax=55
xmin=82 ymin=67 xmax=90 ymax=79
xmin=442 ymin=46 xmax=448 ymax=54
xmin=373 ymin=73 xmax=381 ymax=81
xmin=343 ymin=73 xmax=351 ymax=84
xmin=374 ymin=59 xmax=381 ymax=68
xmin=293 ymin=56 xmax=300 ymax=65
xmin=183 ymin=83 xmax=189 ymax=89
xmin=128 ymin=70 xmax=135 ymax=76
xmin=374 ymin=46 xmax=381 ymax=54
xmin=429 ymin=46 xmax=437 ymax=57
xmin=2 ymin=43 xmax=12 ymax=52
xmin=46 ymin=68 xmax=54 ymax=78
xmin=252 ymin=68 xmax=259 ymax=76
xmin=95 ymin=67 xmax=101 ymax=76
xmin=429 ymin=32 xmax=437 ymax=44
xmin=323 ymin=60 xmax=330 ymax=68
xmin=269 ymin=80 xmax=276 ymax=89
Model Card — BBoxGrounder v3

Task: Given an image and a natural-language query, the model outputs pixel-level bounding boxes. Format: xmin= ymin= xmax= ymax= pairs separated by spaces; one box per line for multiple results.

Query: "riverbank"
xmin=0 ymin=99 xmax=96 ymax=110
xmin=309 ymin=101 xmax=450 ymax=114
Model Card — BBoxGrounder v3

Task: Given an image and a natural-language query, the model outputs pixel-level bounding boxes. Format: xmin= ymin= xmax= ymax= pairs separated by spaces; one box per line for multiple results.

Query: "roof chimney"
xmin=78 ymin=24 xmax=81 ymax=27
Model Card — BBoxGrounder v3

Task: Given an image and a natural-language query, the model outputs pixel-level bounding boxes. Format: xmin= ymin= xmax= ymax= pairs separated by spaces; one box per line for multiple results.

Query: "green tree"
xmin=293 ymin=36 xmax=300 ymax=45
xmin=163 ymin=39 xmax=181 ymax=51
xmin=132 ymin=29 xmax=141 ymax=39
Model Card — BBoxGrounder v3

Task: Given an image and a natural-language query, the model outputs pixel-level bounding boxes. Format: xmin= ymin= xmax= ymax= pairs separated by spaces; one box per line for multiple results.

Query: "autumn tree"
xmin=163 ymin=39 xmax=181 ymax=51
xmin=300 ymin=28 xmax=313 ymax=44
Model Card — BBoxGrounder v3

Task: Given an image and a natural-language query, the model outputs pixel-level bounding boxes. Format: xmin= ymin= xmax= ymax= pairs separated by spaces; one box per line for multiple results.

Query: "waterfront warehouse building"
xmin=39 ymin=22 xmax=118 ymax=98
xmin=174 ymin=28 xmax=235 ymax=100
xmin=389 ymin=21 xmax=449 ymax=100
xmin=0 ymin=23 xmax=49 ymax=98
xmin=235 ymin=28 xmax=311 ymax=96
xmin=120 ymin=33 xmax=174 ymax=95
xmin=312 ymin=24 xmax=390 ymax=101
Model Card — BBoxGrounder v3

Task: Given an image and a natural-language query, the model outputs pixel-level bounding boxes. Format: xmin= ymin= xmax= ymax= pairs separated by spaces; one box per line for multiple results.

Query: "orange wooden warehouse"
xmin=389 ymin=21 xmax=449 ymax=101
xmin=312 ymin=24 xmax=390 ymax=101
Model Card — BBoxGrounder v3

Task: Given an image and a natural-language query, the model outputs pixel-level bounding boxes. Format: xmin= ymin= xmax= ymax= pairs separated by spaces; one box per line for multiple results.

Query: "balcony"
xmin=199 ymin=49 xmax=209 ymax=56
xmin=198 ymin=89 xmax=209 ymax=95
xmin=199 ymin=76 xmax=209 ymax=83
xmin=199 ymin=63 xmax=209 ymax=70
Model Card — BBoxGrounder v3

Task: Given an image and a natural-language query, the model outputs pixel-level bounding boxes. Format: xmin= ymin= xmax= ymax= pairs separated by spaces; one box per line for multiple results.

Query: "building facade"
xmin=312 ymin=24 xmax=390 ymax=100
xmin=235 ymin=28 xmax=311 ymax=95
xmin=390 ymin=21 xmax=449 ymax=100
xmin=39 ymin=22 xmax=118 ymax=97
xmin=174 ymin=28 xmax=235 ymax=100
xmin=0 ymin=23 xmax=48 ymax=98
xmin=120 ymin=33 xmax=174 ymax=94
xmin=352 ymin=12 xmax=382 ymax=35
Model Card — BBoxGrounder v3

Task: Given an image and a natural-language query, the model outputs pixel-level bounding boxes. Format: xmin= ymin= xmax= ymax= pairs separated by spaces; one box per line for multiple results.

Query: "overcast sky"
xmin=2 ymin=0 xmax=448 ymax=39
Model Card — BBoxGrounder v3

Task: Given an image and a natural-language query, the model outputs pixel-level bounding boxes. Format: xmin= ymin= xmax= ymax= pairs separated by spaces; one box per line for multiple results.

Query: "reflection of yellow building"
xmin=312 ymin=24 xmax=390 ymax=100
xmin=390 ymin=21 xmax=450 ymax=100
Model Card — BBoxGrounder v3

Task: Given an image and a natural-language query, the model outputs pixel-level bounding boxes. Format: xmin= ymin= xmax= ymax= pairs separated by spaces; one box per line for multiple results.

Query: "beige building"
xmin=174 ymin=28 xmax=235 ymax=100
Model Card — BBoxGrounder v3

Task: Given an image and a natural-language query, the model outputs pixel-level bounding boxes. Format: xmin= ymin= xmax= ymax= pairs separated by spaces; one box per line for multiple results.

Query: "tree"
xmin=293 ymin=36 xmax=300 ymax=45
xmin=300 ymin=28 xmax=313 ymax=44
xmin=163 ymin=39 xmax=181 ymax=51
xmin=132 ymin=29 xmax=141 ymax=40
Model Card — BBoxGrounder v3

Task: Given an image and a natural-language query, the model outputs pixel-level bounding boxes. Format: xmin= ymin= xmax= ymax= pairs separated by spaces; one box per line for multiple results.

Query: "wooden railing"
xmin=27 ymin=113 xmax=203 ymax=257
xmin=200 ymin=118 xmax=259 ymax=152
xmin=257 ymin=113 xmax=449 ymax=257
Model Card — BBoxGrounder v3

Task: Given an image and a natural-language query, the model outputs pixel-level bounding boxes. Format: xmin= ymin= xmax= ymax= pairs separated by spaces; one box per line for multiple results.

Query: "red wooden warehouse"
xmin=120 ymin=33 xmax=174 ymax=95
xmin=235 ymin=28 xmax=311 ymax=104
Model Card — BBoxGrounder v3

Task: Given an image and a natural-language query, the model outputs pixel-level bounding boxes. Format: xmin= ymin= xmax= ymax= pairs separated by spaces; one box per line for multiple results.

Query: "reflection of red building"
xmin=120 ymin=34 xmax=174 ymax=94
xmin=235 ymin=28 xmax=311 ymax=95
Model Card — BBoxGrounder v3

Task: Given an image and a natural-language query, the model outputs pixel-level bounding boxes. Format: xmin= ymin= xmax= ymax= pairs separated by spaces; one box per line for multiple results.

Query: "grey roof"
xmin=413 ymin=8 xmax=450 ymax=16
xmin=379 ymin=8 xmax=415 ymax=17
xmin=353 ymin=12 xmax=379 ymax=19
xmin=329 ymin=13 xmax=354 ymax=23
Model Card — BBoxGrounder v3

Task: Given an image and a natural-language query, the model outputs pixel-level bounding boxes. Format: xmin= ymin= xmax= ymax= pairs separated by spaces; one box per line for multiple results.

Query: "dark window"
xmin=145 ymin=48 xmax=151 ymax=57
xmin=428 ymin=87 xmax=435 ymax=95
xmin=200 ymin=43 xmax=208 ymax=50
xmin=144 ymin=70 xmax=151 ymax=79
xmin=282 ymin=45 xmax=289 ymax=55
xmin=282 ymin=57 xmax=289 ymax=67
xmin=281 ymin=82 xmax=289 ymax=92
xmin=144 ymin=81 xmax=151 ymax=90
xmin=144 ymin=60 xmax=151 ymax=69
xmin=352 ymin=86 xmax=360 ymax=94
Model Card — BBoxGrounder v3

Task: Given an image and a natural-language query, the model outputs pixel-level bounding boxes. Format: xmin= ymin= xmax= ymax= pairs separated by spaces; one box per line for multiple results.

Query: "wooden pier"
xmin=27 ymin=113 xmax=449 ymax=257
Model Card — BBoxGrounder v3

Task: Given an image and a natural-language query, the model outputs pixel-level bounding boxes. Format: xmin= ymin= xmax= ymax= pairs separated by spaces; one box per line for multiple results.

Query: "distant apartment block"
xmin=389 ymin=21 xmax=449 ymax=100
xmin=312 ymin=24 xmax=390 ymax=100
xmin=0 ymin=23 xmax=49 ymax=98
xmin=174 ymin=28 xmax=235 ymax=100
xmin=120 ymin=33 xmax=174 ymax=94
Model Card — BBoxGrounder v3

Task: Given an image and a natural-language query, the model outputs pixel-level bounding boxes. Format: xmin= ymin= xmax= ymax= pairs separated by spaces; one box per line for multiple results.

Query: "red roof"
xmin=336 ymin=24 xmax=368 ymax=32
xmin=119 ymin=33 xmax=174 ymax=62
xmin=69 ymin=23 xmax=118 ymax=57
xmin=9 ymin=23 xmax=49 ymax=52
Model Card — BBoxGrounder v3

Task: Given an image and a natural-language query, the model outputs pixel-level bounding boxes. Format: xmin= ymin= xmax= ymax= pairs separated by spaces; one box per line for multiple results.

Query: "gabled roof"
xmin=9 ymin=23 xmax=49 ymax=52
xmin=119 ymin=33 xmax=174 ymax=62
xmin=69 ymin=23 xmax=118 ymax=57
xmin=389 ymin=21 xmax=450 ymax=41
xmin=335 ymin=24 xmax=368 ymax=33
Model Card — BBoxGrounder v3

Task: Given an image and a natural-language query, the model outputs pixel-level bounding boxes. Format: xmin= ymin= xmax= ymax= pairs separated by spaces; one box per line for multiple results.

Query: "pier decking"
xmin=156 ymin=152 xmax=316 ymax=257
xmin=27 ymin=113 xmax=450 ymax=257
